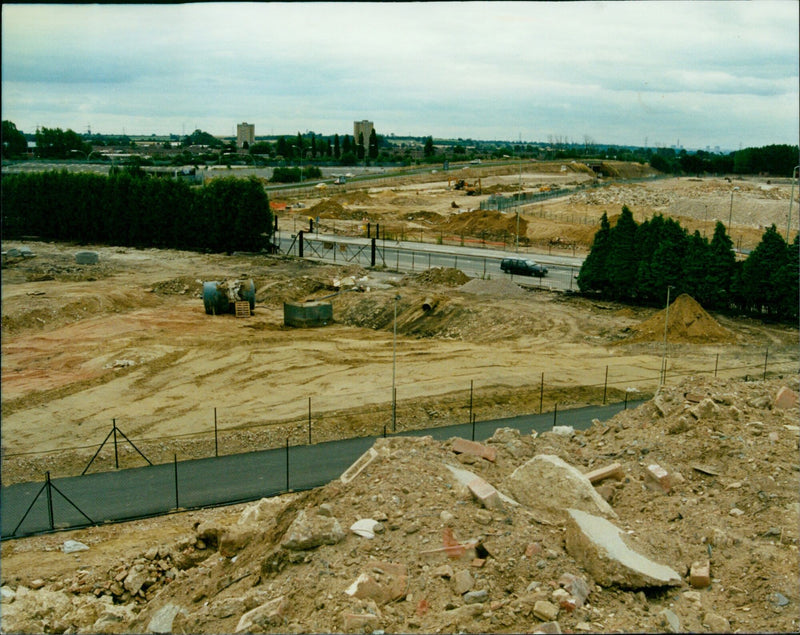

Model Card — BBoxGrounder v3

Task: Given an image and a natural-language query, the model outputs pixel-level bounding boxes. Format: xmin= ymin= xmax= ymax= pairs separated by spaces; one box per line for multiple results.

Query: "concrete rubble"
xmin=1 ymin=375 xmax=798 ymax=634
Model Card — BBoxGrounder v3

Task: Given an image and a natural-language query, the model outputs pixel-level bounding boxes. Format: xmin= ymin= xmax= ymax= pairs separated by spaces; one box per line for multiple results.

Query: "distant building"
xmin=237 ymin=122 xmax=255 ymax=149
xmin=353 ymin=120 xmax=373 ymax=149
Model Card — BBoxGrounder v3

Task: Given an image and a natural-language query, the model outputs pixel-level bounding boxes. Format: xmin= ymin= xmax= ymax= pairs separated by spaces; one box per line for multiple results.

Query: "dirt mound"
xmin=149 ymin=277 xmax=203 ymax=296
xmin=309 ymin=198 xmax=346 ymax=218
xmin=406 ymin=267 xmax=470 ymax=287
xmin=441 ymin=209 xmax=527 ymax=241
xmin=459 ymin=277 xmax=527 ymax=298
xmin=629 ymin=294 xmax=735 ymax=343
xmin=334 ymin=191 xmax=373 ymax=205
xmin=401 ymin=211 xmax=444 ymax=225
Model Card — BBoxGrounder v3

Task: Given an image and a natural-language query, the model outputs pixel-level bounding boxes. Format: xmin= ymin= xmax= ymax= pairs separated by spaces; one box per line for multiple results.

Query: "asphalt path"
xmin=1 ymin=401 xmax=643 ymax=539
xmin=276 ymin=231 xmax=584 ymax=292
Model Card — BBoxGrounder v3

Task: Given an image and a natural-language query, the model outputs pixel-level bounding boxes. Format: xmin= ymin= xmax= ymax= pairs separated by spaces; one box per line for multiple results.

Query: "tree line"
xmin=577 ymin=206 xmax=798 ymax=322
xmin=1 ymin=171 xmax=273 ymax=254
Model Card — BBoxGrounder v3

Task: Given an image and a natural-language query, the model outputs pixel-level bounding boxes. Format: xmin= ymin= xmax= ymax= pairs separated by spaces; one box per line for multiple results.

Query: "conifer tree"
xmin=607 ymin=206 xmax=638 ymax=300
xmin=577 ymin=212 xmax=612 ymax=294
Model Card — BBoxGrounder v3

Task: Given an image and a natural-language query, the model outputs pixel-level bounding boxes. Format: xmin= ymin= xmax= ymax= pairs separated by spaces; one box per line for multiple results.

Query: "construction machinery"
xmin=449 ymin=178 xmax=482 ymax=195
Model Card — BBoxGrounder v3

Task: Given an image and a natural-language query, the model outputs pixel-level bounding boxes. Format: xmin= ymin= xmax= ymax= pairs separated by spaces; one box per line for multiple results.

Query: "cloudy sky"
xmin=2 ymin=1 xmax=798 ymax=150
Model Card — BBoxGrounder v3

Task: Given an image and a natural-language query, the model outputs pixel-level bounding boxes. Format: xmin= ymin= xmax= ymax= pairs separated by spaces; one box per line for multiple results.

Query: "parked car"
xmin=500 ymin=258 xmax=548 ymax=277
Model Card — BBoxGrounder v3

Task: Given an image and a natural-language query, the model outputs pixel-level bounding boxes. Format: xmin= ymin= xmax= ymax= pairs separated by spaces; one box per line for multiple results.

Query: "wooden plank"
xmin=234 ymin=301 xmax=251 ymax=318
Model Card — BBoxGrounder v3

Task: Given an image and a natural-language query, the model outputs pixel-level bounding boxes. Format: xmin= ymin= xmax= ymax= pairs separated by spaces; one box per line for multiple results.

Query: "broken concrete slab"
xmin=506 ymin=455 xmax=618 ymax=524
xmin=564 ymin=508 xmax=681 ymax=588
xmin=340 ymin=447 xmax=379 ymax=484
xmin=467 ymin=476 xmax=504 ymax=510
xmin=147 ymin=603 xmax=184 ymax=634
xmin=281 ymin=510 xmax=345 ymax=550
xmin=344 ymin=561 xmax=408 ymax=605
xmin=444 ymin=464 xmax=518 ymax=508
xmin=235 ymin=596 xmax=287 ymax=632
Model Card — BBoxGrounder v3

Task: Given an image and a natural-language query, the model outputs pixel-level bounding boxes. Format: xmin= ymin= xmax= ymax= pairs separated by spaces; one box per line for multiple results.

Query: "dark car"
xmin=500 ymin=258 xmax=548 ymax=277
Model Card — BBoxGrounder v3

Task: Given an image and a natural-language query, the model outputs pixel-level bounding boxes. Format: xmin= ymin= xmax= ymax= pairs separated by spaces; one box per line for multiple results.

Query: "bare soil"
xmin=1 ymin=166 xmax=798 ymax=634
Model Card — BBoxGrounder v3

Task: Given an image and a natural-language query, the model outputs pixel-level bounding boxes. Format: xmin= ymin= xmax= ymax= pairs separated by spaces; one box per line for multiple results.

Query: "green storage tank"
xmin=283 ymin=301 xmax=333 ymax=327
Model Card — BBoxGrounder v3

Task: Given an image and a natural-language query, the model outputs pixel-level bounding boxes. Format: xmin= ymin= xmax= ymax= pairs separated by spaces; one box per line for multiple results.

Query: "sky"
xmin=2 ymin=1 xmax=798 ymax=151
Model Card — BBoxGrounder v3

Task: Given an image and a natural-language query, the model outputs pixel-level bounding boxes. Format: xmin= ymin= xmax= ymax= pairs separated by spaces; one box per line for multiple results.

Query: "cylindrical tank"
xmin=203 ymin=279 xmax=256 ymax=315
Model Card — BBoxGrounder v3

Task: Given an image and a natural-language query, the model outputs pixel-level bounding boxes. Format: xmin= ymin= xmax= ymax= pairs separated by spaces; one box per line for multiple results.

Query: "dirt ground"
xmin=1 ymin=165 xmax=798 ymax=633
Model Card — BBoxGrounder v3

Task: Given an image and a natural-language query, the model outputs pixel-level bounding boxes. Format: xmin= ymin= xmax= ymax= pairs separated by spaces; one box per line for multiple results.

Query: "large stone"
xmin=344 ymin=561 xmax=408 ymax=605
xmin=506 ymin=455 xmax=617 ymax=524
xmin=774 ymin=386 xmax=799 ymax=410
xmin=564 ymin=509 xmax=681 ymax=588
xmin=123 ymin=564 xmax=149 ymax=595
xmin=453 ymin=569 xmax=474 ymax=595
xmin=147 ymin=603 xmax=184 ymax=634
xmin=281 ymin=509 xmax=345 ymax=550
xmin=235 ymin=596 xmax=287 ymax=632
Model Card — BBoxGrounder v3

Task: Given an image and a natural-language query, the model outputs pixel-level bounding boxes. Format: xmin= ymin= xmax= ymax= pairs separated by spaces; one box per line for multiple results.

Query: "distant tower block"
xmin=353 ymin=120 xmax=374 ymax=152
xmin=237 ymin=122 xmax=255 ymax=149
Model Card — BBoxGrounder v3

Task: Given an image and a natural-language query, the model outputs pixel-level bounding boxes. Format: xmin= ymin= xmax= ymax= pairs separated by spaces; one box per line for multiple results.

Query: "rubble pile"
xmin=2 ymin=375 xmax=798 ymax=634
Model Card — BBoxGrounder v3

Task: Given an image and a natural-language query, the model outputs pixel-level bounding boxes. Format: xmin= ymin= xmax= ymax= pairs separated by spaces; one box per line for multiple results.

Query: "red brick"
xmin=451 ymin=438 xmax=497 ymax=462
xmin=774 ymin=386 xmax=799 ymax=410
xmin=468 ymin=476 xmax=504 ymax=510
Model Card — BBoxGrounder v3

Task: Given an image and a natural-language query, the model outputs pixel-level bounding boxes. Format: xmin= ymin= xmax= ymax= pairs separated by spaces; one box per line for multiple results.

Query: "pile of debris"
xmin=1 ymin=375 xmax=797 ymax=634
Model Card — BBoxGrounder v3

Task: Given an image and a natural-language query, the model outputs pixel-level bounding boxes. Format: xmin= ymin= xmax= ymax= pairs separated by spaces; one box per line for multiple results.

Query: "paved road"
xmin=1 ymin=401 xmax=642 ymax=539
xmin=276 ymin=231 xmax=584 ymax=292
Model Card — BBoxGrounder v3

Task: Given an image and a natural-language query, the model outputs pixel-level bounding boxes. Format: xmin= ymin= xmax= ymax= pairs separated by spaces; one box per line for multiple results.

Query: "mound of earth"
xmin=406 ymin=267 xmax=470 ymax=287
xmin=401 ymin=211 xmax=444 ymax=225
xmin=2 ymin=376 xmax=797 ymax=634
xmin=308 ymin=199 xmax=346 ymax=218
xmin=629 ymin=294 xmax=735 ymax=344
xmin=334 ymin=191 xmax=373 ymax=206
xmin=441 ymin=209 xmax=527 ymax=241
xmin=459 ymin=277 xmax=527 ymax=298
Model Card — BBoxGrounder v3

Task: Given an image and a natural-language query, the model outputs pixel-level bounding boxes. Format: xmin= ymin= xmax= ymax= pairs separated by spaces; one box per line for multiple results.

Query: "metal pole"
xmin=285 ymin=438 xmax=290 ymax=491
xmin=763 ymin=347 xmax=769 ymax=380
xmin=392 ymin=295 xmax=400 ymax=432
xmin=714 ymin=353 xmax=719 ymax=377
xmin=173 ymin=454 xmax=179 ymax=508
xmin=113 ymin=419 xmax=119 ymax=469
xmin=308 ymin=397 xmax=312 ymax=444
xmin=603 ymin=365 xmax=608 ymax=404
xmin=660 ymin=286 xmax=673 ymax=386
xmin=46 ymin=471 xmax=54 ymax=530
xmin=553 ymin=403 xmax=558 ymax=427
xmin=624 ymin=391 xmax=628 ymax=409
xmin=469 ymin=380 xmax=474 ymax=428
xmin=788 ymin=166 xmax=800 ymax=241
xmin=539 ymin=372 xmax=544 ymax=414
xmin=214 ymin=407 xmax=218 ymax=457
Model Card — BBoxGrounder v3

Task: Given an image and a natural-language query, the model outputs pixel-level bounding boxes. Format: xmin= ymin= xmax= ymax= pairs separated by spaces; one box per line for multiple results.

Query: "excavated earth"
xmin=1 ymin=167 xmax=798 ymax=633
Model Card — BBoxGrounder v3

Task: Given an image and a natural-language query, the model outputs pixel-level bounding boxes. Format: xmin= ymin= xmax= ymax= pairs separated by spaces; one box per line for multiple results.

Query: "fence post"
xmin=603 ymin=365 xmax=608 ymax=404
xmin=285 ymin=438 xmax=290 ymax=491
xmin=46 ymin=471 xmax=54 ymax=530
xmin=112 ymin=419 xmax=119 ymax=469
xmin=308 ymin=397 xmax=312 ymax=444
xmin=298 ymin=230 xmax=304 ymax=258
xmin=553 ymin=403 xmax=558 ymax=428
xmin=371 ymin=238 xmax=376 ymax=267
xmin=763 ymin=347 xmax=769 ymax=380
xmin=469 ymin=380 xmax=474 ymax=430
xmin=539 ymin=372 xmax=544 ymax=414
xmin=173 ymin=454 xmax=179 ymax=509
xmin=214 ymin=407 xmax=218 ymax=458
xmin=714 ymin=353 xmax=719 ymax=377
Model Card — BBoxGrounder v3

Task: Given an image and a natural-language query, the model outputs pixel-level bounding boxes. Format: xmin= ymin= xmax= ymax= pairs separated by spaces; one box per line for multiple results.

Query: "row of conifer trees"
xmin=577 ymin=206 xmax=798 ymax=321
xmin=1 ymin=170 xmax=273 ymax=253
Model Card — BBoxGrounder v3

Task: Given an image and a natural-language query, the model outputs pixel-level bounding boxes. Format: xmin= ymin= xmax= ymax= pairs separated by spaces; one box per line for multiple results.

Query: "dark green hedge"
xmin=1 ymin=171 xmax=272 ymax=253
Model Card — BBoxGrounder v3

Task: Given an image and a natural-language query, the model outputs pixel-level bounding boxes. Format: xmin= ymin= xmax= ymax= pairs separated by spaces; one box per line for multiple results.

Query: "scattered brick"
xmin=645 ymin=464 xmax=672 ymax=493
xmin=467 ymin=476 xmax=504 ymax=510
xmin=451 ymin=438 xmax=497 ymax=462
xmin=584 ymin=462 xmax=623 ymax=484
xmin=689 ymin=560 xmax=711 ymax=588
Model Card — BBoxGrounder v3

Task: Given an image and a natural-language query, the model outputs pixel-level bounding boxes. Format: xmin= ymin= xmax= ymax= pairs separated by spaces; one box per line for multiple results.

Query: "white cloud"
xmin=2 ymin=1 xmax=797 ymax=148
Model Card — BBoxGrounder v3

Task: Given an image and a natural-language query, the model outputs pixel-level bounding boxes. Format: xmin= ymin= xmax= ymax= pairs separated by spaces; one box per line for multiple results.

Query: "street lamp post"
xmin=392 ymin=294 xmax=401 ymax=432
xmin=660 ymin=285 xmax=675 ymax=387
xmin=727 ymin=186 xmax=740 ymax=236
xmin=787 ymin=165 xmax=799 ymax=241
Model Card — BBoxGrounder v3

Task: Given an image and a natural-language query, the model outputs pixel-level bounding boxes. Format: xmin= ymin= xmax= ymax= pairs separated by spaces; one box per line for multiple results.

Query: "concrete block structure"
xmin=237 ymin=122 xmax=255 ymax=149
xmin=353 ymin=120 xmax=373 ymax=151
